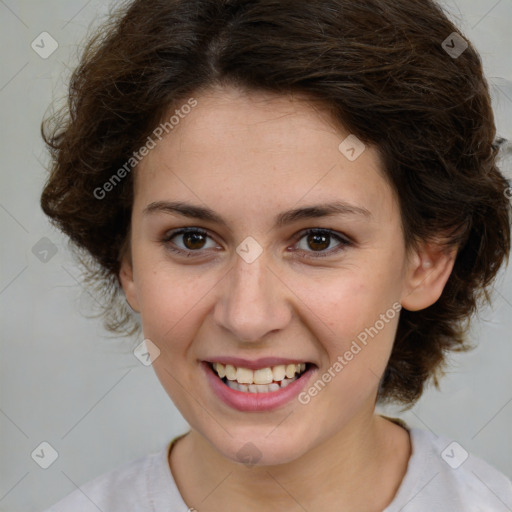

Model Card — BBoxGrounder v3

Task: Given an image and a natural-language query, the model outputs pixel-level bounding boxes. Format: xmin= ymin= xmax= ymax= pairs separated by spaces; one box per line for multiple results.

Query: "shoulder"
xmin=41 ymin=440 xmax=187 ymax=512
xmin=386 ymin=426 xmax=512 ymax=512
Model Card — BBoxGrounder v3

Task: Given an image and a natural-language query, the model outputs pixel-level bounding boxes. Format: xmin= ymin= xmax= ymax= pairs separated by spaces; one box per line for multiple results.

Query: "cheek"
xmin=136 ymin=267 xmax=211 ymax=402
xmin=295 ymin=267 xmax=401 ymax=396
xmin=300 ymin=267 xmax=399 ymax=339
xmin=134 ymin=262 xmax=220 ymax=348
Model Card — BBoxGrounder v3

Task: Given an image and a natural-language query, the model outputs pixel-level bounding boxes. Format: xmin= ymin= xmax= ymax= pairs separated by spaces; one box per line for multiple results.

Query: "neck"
xmin=170 ymin=412 xmax=410 ymax=512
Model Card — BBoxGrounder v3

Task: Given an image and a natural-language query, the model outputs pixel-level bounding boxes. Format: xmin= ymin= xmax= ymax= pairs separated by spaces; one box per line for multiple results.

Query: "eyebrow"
xmin=143 ymin=200 xmax=371 ymax=227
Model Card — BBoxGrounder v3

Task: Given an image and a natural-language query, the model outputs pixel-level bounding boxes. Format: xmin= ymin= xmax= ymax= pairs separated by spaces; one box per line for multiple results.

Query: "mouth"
xmin=203 ymin=359 xmax=317 ymax=412
xmin=208 ymin=361 xmax=311 ymax=393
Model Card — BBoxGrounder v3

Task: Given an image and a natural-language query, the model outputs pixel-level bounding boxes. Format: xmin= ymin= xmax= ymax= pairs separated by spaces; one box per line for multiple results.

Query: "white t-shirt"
xmin=43 ymin=423 xmax=512 ymax=511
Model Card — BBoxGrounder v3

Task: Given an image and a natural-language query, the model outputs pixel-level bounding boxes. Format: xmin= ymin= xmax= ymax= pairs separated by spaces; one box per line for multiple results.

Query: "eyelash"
xmin=161 ymin=227 xmax=353 ymax=259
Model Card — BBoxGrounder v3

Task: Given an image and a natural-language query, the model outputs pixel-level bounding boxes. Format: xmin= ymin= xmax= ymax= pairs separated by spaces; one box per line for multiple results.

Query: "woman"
xmin=40 ymin=0 xmax=512 ymax=510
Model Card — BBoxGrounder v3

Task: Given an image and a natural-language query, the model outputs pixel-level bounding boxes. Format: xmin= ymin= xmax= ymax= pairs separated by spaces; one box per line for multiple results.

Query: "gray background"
xmin=1 ymin=0 xmax=511 ymax=510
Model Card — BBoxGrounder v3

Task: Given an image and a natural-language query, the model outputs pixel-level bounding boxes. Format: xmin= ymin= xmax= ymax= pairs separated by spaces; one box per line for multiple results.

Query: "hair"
xmin=40 ymin=0 xmax=511 ymax=406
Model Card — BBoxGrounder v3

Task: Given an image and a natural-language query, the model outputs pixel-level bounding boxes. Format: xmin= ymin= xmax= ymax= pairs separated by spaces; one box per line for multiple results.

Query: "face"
xmin=120 ymin=85 xmax=449 ymax=466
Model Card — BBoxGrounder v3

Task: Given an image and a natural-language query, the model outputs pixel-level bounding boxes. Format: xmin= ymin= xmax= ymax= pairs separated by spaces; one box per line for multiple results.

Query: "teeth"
xmin=272 ymin=365 xmax=286 ymax=381
xmin=236 ymin=367 xmax=253 ymax=384
xmin=228 ymin=378 xmax=297 ymax=393
xmin=225 ymin=364 xmax=237 ymax=381
xmin=254 ymin=368 xmax=273 ymax=385
xmin=216 ymin=363 xmax=226 ymax=378
xmin=285 ymin=364 xmax=297 ymax=378
xmin=211 ymin=362 xmax=307 ymax=386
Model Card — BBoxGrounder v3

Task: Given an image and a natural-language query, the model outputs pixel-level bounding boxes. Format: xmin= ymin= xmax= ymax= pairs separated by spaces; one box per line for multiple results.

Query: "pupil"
xmin=308 ymin=233 xmax=329 ymax=251
xmin=184 ymin=232 xmax=206 ymax=250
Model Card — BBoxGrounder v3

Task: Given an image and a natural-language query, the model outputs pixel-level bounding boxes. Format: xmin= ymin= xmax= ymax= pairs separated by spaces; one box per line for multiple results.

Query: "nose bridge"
xmin=213 ymin=251 xmax=290 ymax=342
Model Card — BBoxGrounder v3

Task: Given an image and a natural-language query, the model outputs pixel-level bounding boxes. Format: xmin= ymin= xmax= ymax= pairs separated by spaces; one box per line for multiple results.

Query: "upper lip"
xmin=203 ymin=357 xmax=314 ymax=370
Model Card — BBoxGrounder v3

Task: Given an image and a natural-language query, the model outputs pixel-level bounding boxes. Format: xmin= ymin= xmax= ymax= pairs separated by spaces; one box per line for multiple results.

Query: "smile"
xmin=203 ymin=360 xmax=316 ymax=412
xmin=210 ymin=362 xmax=308 ymax=393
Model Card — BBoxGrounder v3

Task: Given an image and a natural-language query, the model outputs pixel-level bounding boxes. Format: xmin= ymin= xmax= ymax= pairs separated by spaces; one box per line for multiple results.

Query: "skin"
xmin=120 ymin=85 xmax=457 ymax=511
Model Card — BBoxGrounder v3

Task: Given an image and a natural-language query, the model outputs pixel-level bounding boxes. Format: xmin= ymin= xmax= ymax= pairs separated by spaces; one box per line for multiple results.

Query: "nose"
xmin=213 ymin=251 xmax=292 ymax=343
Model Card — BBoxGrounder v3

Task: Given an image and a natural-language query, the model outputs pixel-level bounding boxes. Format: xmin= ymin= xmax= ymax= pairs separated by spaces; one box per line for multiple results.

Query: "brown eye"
xmin=306 ymin=232 xmax=330 ymax=251
xmin=162 ymin=228 xmax=218 ymax=256
xmin=294 ymin=229 xmax=351 ymax=258
xmin=182 ymin=231 xmax=207 ymax=250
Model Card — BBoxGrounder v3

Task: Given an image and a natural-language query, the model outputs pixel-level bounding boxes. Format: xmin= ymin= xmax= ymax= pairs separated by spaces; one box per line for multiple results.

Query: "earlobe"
xmin=119 ymin=251 xmax=140 ymax=313
xmin=400 ymin=242 xmax=458 ymax=312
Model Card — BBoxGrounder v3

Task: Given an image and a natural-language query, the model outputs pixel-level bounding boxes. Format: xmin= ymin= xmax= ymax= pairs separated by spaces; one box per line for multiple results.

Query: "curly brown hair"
xmin=40 ymin=0 xmax=511 ymax=406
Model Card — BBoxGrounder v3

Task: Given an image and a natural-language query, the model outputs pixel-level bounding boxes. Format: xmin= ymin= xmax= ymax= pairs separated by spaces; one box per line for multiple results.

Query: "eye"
xmin=161 ymin=227 xmax=352 ymax=259
xmin=292 ymin=228 xmax=352 ymax=258
xmin=162 ymin=228 xmax=219 ymax=256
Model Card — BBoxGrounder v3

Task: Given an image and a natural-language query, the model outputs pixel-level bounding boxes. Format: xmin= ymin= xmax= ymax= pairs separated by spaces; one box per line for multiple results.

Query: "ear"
xmin=118 ymin=244 xmax=140 ymax=313
xmin=400 ymin=241 xmax=458 ymax=312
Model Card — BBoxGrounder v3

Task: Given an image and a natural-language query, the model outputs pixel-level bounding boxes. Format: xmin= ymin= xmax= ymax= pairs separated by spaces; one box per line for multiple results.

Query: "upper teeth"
xmin=213 ymin=362 xmax=306 ymax=385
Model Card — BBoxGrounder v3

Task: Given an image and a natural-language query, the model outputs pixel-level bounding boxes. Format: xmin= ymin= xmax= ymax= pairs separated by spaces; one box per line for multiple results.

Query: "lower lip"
xmin=202 ymin=362 xmax=316 ymax=412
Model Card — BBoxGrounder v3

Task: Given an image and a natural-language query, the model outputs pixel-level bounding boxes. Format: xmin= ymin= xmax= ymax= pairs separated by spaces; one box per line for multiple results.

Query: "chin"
xmin=209 ymin=427 xmax=313 ymax=467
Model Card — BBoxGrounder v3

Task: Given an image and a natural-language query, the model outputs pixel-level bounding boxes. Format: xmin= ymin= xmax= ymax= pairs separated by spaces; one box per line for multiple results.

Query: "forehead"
xmin=134 ymin=86 xmax=398 ymax=226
